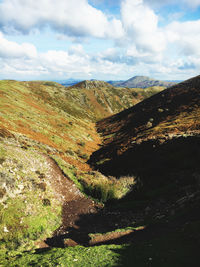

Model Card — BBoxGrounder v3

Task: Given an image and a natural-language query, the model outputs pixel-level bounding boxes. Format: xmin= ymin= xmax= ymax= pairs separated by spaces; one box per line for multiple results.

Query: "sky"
xmin=0 ymin=0 xmax=200 ymax=81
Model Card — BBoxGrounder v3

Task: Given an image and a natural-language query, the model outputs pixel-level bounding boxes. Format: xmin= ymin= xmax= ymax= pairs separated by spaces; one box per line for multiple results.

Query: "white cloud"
xmin=0 ymin=32 xmax=37 ymax=59
xmin=0 ymin=33 xmax=124 ymax=79
xmin=0 ymin=27 xmax=199 ymax=81
xmin=144 ymin=0 xmax=200 ymax=8
xmin=0 ymin=0 xmax=123 ymax=39
xmin=126 ymin=45 xmax=163 ymax=64
xmin=68 ymin=44 xmax=86 ymax=56
xmin=0 ymin=0 xmax=200 ymax=81
xmin=119 ymin=0 xmax=200 ymax=78
xmin=1 ymin=60 xmax=47 ymax=76
xmin=166 ymin=20 xmax=200 ymax=56
xmin=98 ymin=48 xmax=125 ymax=64
xmin=40 ymin=49 xmax=92 ymax=75
xmin=186 ymin=0 xmax=200 ymax=8
xmin=121 ymin=0 xmax=166 ymax=55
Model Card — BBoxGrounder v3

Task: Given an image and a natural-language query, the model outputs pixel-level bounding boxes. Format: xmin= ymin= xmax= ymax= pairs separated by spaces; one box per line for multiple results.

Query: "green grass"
xmin=0 ymin=147 xmax=6 ymax=159
xmin=0 ymin=227 xmax=198 ymax=267
xmin=0 ymin=142 xmax=62 ymax=252
xmin=0 ymin=245 xmax=121 ymax=266
xmin=0 ymin=192 xmax=61 ymax=251
xmin=79 ymin=174 xmax=135 ymax=203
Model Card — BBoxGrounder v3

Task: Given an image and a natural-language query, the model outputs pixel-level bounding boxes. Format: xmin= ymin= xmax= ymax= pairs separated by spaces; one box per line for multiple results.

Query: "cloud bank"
xmin=0 ymin=0 xmax=124 ymax=38
xmin=0 ymin=0 xmax=199 ymax=80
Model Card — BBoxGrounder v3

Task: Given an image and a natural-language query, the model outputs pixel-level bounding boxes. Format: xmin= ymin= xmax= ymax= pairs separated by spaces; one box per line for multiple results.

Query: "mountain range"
xmin=58 ymin=75 xmax=178 ymax=89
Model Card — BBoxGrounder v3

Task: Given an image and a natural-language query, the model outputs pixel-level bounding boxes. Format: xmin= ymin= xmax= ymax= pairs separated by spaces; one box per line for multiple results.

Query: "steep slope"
xmin=87 ymin=75 xmax=200 ymax=266
xmin=91 ymin=75 xmax=200 ymax=163
xmin=110 ymin=75 xmax=176 ymax=88
xmin=90 ymin=75 xmax=200 ymax=235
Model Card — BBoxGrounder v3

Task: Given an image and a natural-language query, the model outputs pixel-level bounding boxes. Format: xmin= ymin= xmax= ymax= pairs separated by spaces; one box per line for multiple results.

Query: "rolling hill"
xmin=67 ymin=80 xmax=164 ymax=119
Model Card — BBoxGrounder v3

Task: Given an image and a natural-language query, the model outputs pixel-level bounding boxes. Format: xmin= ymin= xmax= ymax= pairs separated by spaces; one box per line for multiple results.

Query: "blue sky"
xmin=0 ymin=0 xmax=200 ymax=81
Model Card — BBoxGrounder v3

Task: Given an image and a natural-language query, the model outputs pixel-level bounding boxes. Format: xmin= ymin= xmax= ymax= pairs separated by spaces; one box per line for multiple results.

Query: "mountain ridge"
xmin=69 ymin=80 xmax=114 ymax=90
xmin=90 ymin=75 xmax=200 ymax=166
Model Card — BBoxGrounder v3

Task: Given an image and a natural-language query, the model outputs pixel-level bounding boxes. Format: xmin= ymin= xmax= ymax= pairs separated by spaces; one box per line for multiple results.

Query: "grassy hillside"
xmin=1 ymin=76 xmax=200 ymax=266
xmin=0 ymin=80 xmax=101 ymax=253
xmin=0 ymin=77 xmax=199 ymax=266
xmin=0 ymin=79 xmax=162 ymax=259
xmin=68 ymin=80 xmax=164 ymax=119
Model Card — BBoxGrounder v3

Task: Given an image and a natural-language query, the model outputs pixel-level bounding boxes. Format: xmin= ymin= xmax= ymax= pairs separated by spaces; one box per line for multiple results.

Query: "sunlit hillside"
xmin=0 ymin=79 xmax=162 ymax=260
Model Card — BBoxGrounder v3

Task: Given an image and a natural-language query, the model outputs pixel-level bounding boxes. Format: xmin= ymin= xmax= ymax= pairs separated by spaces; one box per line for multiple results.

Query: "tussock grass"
xmin=79 ymin=173 xmax=135 ymax=202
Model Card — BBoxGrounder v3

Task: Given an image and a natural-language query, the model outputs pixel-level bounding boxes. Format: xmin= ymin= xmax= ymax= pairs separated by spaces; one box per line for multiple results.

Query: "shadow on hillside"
xmin=36 ymin=206 xmax=200 ymax=267
xmin=89 ymin=136 xmax=200 ymax=200
xmin=110 ymin=229 xmax=200 ymax=267
xmin=42 ymin=200 xmax=144 ymax=249
xmin=35 ymin=136 xmax=200 ymax=266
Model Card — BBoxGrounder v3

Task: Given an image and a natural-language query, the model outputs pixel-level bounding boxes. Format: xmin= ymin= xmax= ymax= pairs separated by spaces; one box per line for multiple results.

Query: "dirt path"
xmin=36 ymin=155 xmax=143 ymax=248
xmin=37 ymin=153 xmax=199 ymax=250
xmin=41 ymin=155 xmax=100 ymax=247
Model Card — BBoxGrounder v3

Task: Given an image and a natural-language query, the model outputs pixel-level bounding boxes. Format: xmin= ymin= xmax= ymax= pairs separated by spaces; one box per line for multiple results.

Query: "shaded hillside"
xmin=88 ymin=75 xmax=200 ymax=266
xmin=90 ymin=74 xmax=200 ymax=222
xmin=110 ymin=75 xmax=176 ymax=88
xmin=91 ymin=75 xmax=200 ymax=162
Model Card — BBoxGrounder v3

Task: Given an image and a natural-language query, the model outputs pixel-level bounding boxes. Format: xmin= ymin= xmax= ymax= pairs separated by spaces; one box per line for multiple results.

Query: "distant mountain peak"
xmin=109 ymin=75 xmax=177 ymax=88
xmin=129 ymin=75 xmax=152 ymax=79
